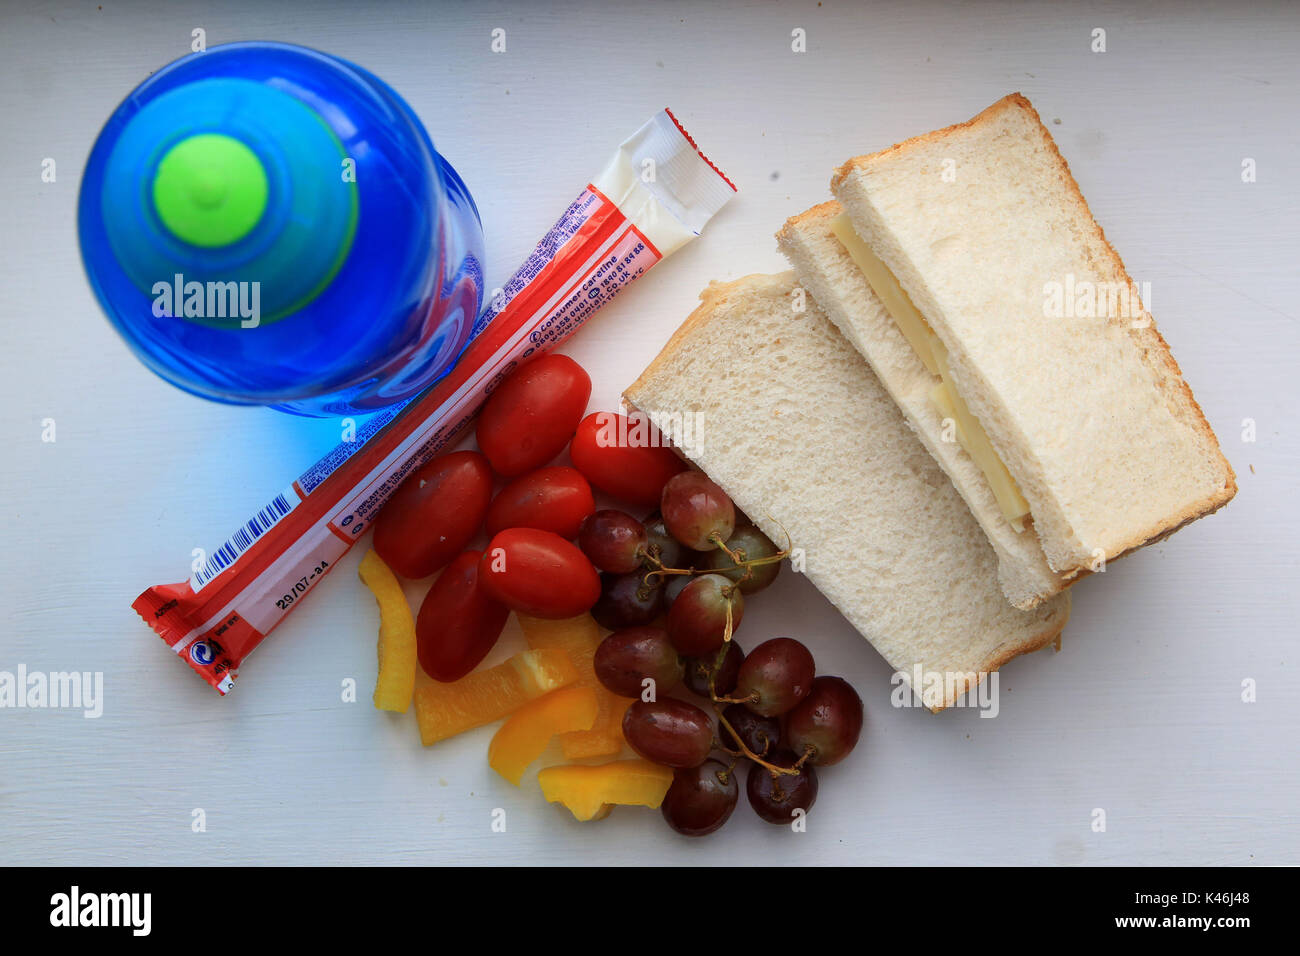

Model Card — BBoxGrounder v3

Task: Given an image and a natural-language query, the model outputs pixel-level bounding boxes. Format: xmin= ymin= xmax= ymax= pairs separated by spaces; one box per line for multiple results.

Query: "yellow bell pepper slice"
xmin=517 ymin=613 xmax=629 ymax=758
xmin=537 ymin=758 xmax=675 ymax=822
xmin=488 ymin=685 xmax=600 ymax=785
xmin=414 ymin=647 xmax=579 ymax=746
xmin=357 ymin=549 xmax=417 ymax=713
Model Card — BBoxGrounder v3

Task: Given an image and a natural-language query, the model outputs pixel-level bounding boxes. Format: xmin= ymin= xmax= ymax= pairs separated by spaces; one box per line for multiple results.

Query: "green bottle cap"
xmin=104 ymin=78 xmax=357 ymax=325
xmin=151 ymin=133 xmax=269 ymax=247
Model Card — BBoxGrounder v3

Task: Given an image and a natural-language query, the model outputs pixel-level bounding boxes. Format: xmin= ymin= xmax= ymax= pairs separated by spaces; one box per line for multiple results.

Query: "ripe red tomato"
xmin=478 ymin=528 xmax=601 ymax=618
xmin=485 ymin=466 xmax=595 ymax=539
xmin=569 ymin=411 xmax=687 ymax=508
xmin=416 ymin=550 xmax=509 ymax=682
xmin=475 ymin=354 xmax=591 ymax=477
xmin=372 ymin=450 xmax=492 ymax=578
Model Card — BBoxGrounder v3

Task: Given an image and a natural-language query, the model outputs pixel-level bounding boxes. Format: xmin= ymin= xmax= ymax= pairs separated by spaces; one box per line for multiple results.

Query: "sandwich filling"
xmin=828 ymin=214 xmax=1030 ymax=532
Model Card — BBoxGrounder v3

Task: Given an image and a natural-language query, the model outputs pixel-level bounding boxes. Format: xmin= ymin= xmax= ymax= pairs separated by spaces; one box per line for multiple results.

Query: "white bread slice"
xmin=778 ymin=201 xmax=1072 ymax=609
xmin=624 ymin=272 xmax=1070 ymax=711
xmin=833 ymin=93 xmax=1236 ymax=575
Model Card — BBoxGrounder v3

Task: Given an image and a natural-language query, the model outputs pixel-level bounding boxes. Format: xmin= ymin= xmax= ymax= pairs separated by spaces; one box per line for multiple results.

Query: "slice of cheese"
xmin=929 ymin=344 xmax=1031 ymax=532
xmin=829 ymin=214 xmax=942 ymax=376
xmin=829 ymin=214 xmax=1030 ymax=530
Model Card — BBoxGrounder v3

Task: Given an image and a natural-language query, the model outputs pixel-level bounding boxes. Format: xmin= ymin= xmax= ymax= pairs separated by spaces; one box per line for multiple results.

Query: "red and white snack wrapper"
xmin=133 ymin=109 xmax=736 ymax=694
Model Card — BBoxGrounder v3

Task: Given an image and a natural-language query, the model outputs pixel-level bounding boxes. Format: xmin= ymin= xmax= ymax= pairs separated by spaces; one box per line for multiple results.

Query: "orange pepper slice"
xmin=488 ymin=685 xmax=600 ymax=785
xmin=517 ymin=613 xmax=628 ymax=758
xmin=538 ymin=758 xmax=675 ymax=822
xmin=577 ymin=696 xmax=634 ymax=757
xmin=413 ymin=647 xmax=579 ymax=746
xmin=357 ymin=549 xmax=417 ymax=713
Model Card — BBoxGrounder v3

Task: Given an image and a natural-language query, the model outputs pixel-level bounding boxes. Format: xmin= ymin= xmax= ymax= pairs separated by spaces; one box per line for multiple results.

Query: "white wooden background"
xmin=1 ymin=0 xmax=1297 ymax=866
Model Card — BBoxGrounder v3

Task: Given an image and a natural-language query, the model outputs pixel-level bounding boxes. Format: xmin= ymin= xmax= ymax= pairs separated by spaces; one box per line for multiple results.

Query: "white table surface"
xmin=2 ymin=0 xmax=1297 ymax=866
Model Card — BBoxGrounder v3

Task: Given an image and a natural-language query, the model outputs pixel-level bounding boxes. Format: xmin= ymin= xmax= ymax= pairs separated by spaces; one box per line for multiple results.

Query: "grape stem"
xmin=709 ymin=602 xmax=756 ymax=709
xmin=637 ymin=518 xmax=794 ymax=591
xmin=645 ymin=515 xmax=808 ymax=777
xmin=708 ymin=532 xmax=767 ymax=590
xmin=708 ymin=532 xmax=746 ymax=565
xmin=712 ymin=704 xmax=801 ymax=778
xmin=706 ymin=627 xmax=803 ymax=778
xmin=715 ymin=737 xmax=745 ymax=759
xmin=716 ymin=760 xmax=737 ymax=787
xmin=637 ymin=551 xmax=696 ymax=588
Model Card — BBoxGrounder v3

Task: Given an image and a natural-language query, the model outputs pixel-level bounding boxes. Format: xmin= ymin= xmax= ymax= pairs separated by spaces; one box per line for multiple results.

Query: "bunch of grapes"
xmin=581 ymin=470 xmax=864 ymax=837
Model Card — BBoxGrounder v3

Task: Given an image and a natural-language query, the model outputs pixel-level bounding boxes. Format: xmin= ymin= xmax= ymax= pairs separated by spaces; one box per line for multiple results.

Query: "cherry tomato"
xmin=372 ymin=450 xmax=492 ymax=578
xmin=416 ymin=550 xmax=509 ymax=682
xmin=485 ymin=466 xmax=595 ymax=539
xmin=569 ymin=411 xmax=687 ymax=508
xmin=475 ymin=355 xmax=592 ymax=477
xmin=478 ymin=528 xmax=601 ymax=618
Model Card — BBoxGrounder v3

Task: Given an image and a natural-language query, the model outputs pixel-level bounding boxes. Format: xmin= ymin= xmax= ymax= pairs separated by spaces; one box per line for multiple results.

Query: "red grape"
xmin=622 ymin=698 xmax=714 ymax=768
xmin=746 ymin=750 xmax=818 ymax=825
xmin=661 ymin=760 xmax=739 ymax=837
xmin=593 ymin=626 xmax=682 ymax=699
xmin=641 ymin=512 xmax=684 ymax=570
xmin=783 ymin=676 xmax=863 ymax=766
xmin=578 ymin=510 xmax=647 ymax=574
xmin=682 ymin=640 xmax=744 ymax=698
xmin=660 ymin=471 xmax=735 ymax=550
xmin=589 ymin=571 xmax=663 ymax=630
xmin=663 ymin=573 xmax=694 ymax=606
xmin=735 ymin=638 xmax=815 ymax=717
xmin=720 ymin=703 xmax=780 ymax=758
xmin=666 ymin=574 xmax=743 ymax=657
xmin=702 ymin=526 xmax=782 ymax=594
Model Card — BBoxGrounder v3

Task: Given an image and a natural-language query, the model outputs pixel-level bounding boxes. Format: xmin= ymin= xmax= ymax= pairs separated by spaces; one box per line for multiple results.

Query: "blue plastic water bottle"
xmin=78 ymin=41 xmax=485 ymax=416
